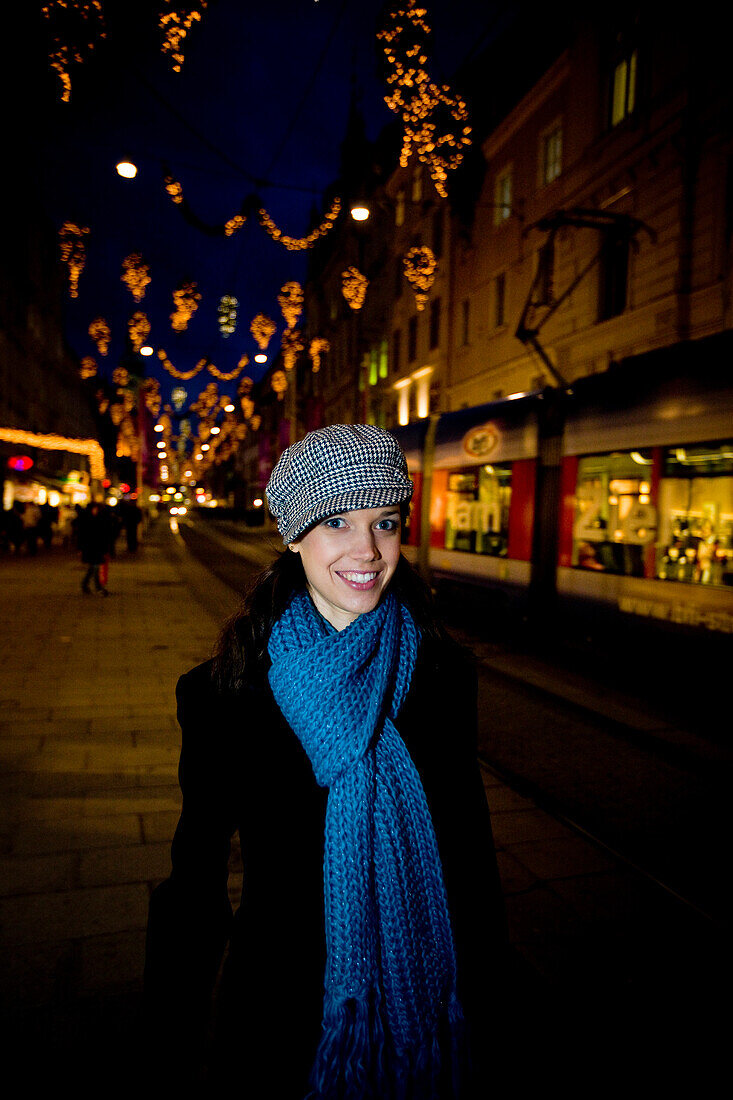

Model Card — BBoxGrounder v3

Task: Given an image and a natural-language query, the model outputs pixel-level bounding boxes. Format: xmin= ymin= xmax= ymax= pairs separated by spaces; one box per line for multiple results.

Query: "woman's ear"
xmin=288 ymin=542 xmax=300 ymax=554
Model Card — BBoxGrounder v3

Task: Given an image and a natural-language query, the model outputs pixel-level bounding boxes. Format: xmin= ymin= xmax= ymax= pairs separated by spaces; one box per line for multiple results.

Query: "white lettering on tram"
xmin=618 ymin=596 xmax=733 ymax=633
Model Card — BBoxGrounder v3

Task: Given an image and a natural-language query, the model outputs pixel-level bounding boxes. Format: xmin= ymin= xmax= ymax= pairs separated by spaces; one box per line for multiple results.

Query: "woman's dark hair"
xmin=212 ymin=549 xmax=453 ymax=694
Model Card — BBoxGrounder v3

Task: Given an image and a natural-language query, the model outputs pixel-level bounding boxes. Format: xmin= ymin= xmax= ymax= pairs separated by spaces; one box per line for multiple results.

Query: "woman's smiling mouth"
xmin=336 ymin=570 xmax=380 ymax=589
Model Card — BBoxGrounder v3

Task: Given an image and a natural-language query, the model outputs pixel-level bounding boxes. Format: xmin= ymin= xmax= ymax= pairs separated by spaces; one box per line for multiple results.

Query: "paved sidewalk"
xmin=0 ymin=519 xmax=726 ymax=1088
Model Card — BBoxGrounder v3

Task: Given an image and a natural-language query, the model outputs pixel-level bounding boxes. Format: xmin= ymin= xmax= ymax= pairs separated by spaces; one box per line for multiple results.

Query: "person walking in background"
xmin=20 ymin=501 xmax=40 ymax=556
xmin=78 ymin=501 xmax=111 ymax=595
xmin=38 ymin=501 xmax=58 ymax=550
xmin=121 ymin=499 xmax=142 ymax=552
xmin=145 ymin=424 xmax=506 ymax=1097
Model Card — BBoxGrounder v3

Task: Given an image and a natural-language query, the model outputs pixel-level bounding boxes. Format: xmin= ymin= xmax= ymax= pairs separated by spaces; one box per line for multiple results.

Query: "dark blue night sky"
xmin=29 ymin=0 xmax=514 ymax=410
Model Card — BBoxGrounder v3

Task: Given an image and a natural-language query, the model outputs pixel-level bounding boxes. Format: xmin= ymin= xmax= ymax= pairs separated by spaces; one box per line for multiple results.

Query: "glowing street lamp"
xmin=116 ymin=159 xmax=137 ymax=179
xmin=350 ymin=202 xmax=370 ymax=222
xmin=140 ymin=345 xmax=153 ymax=357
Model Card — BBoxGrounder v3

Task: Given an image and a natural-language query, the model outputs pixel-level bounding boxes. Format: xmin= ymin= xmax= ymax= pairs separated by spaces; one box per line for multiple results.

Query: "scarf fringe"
xmin=306 ymin=989 xmax=467 ymax=1100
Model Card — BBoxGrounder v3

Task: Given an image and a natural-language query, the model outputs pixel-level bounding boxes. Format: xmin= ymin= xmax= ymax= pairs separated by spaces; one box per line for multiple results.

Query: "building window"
xmin=598 ymin=232 xmax=629 ymax=320
xmin=395 ymin=188 xmax=405 ymax=227
xmin=393 ymin=329 xmax=401 ymax=375
xmin=411 ymin=166 xmax=423 ymax=203
xmin=493 ymin=167 xmax=512 ymax=225
xmin=413 ymin=368 xmax=432 ymax=419
xmin=461 ymin=298 xmax=470 ymax=345
xmin=541 ymin=122 xmax=562 ymax=184
xmin=395 ymin=379 xmax=411 ymax=426
xmin=369 ymin=348 xmax=378 ymax=386
xmin=494 ymin=272 xmax=506 ymax=327
xmin=408 ymin=316 xmax=417 ymax=362
xmin=379 ymin=339 xmax=389 ymax=380
xmin=609 ymin=47 xmax=638 ymax=127
xmin=429 ymin=297 xmax=441 ymax=349
xmin=432 ymin=207 xmax=444 ymax=259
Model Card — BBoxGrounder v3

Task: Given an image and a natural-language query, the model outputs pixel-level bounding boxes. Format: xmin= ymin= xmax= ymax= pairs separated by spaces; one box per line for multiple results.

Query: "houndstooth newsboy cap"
xmin=266 ymin=424 xmax=413 ymax=545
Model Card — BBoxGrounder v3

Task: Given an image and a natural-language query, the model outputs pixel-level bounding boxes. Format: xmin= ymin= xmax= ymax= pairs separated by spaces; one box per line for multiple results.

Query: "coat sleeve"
xmin=143 ymin=663 xmax=237 ymax=1082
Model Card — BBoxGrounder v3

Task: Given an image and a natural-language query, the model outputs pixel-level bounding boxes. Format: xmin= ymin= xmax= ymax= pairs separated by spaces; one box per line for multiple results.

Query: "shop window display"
xmin=445 ymin=464 xmax=512 ymax=556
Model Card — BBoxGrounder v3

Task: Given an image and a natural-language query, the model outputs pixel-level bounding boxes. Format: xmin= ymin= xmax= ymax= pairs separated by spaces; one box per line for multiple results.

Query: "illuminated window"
xmin=379 ymin=339 xmax=389 ymax=379
xmin=610 ymin=48 xmax=637 ymax=126
xmin=657 ymin=442 xmax=733 ymax=586
xmin=393 ymin=329 xmax=401 ymax=375
xmin=395 ymin=188 xmax=405 ymax=227
xmin=541 ymin=122 xmax=562 ymax=184
xmin=369 ymin=348 xmax=378 ymax=386
xmin=494 ymin=167 xmax=512 ymax=225
xmin=411 ymin=167 xmax=423 ymax=203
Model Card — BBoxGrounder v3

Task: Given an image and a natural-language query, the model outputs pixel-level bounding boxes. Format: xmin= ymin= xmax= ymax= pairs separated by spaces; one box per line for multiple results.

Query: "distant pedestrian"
xmin=1 ymin=506 xmax=23 ymax=554
xmin=20 ymin=501 xmax=40 ymax=556
xmin=121 ymin=499 xmax=142 ymax=552
xmin=38 ymin=501 xmax=58 ymax=550
xmin=78 ymin=501 xmax=111 ymax=595
xmin=145 ymin=425 xmax=507 ymax=1097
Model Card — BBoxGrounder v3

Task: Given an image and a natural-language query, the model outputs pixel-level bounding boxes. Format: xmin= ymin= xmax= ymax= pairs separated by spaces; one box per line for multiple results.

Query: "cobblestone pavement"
xmin=0 ymin=519 xmax=726 ymax=1090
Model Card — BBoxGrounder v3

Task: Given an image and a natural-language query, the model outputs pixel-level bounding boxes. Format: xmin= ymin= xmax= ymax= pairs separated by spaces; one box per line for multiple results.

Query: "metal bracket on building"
xmin=515 ymin=207 xmax=656 ymax=388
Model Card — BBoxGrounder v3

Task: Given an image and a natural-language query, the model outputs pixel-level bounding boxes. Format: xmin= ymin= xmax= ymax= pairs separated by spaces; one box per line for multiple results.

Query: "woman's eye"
xmin=324 ymin=517 xmax=346 ymax=529
xmin=375 ymin=519 xmax=399 ymax=532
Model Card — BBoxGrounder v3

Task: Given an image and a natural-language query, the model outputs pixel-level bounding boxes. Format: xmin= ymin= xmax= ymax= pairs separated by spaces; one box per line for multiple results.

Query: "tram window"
xmin=573 ymin=451 xmax=654 ymax=577
xmin=657 ymin=441 xmax=733 ymax=587
xmin=444 ymin=464 xmax=512 ymax=556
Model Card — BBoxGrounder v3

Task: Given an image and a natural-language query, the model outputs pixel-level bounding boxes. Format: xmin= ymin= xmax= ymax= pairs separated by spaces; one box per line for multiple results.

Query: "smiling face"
xmin=289 ymin=506 xmax=402 ymax=631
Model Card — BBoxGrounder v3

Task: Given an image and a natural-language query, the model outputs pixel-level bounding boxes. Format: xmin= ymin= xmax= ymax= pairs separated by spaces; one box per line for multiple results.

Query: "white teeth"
xmin=340 ymin=571 xmax=377 ymax=582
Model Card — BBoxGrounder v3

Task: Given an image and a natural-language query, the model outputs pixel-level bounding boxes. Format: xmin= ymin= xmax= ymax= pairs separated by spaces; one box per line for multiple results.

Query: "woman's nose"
xmin=351 ymin=527 xmax=380 ymax=559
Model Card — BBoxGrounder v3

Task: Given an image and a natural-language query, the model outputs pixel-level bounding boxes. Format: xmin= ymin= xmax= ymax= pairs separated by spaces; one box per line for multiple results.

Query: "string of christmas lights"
xmin=309 ymin=338 xmax=330 ymax=373
xmin=342 ymin=267 xmax=369 ymax=311
xmin=378 ymin=1 xmax=471 ymax=197
xmin=42 ymin=0 xmax=106 ymax=103
xmin=128 ymin=311 xmax=151 ymax=352
xmin=88 ymin=317 xmax=111 ymax=355
xmin=403 ymin=245 xmax=437 ymax=310
xmin=159 ymin=1 xmax=207 ymax=73
xmin=157 ymin=349 xmax=205 ymax=380
xmin=121 ymin=253 xmax=151 ymax=302
xmin=281 ymin=329 xmax=303 ymax=372
xmin=0 ymin=427 xmax=105 ymax=480
xmin=250 ymin=313 xmax=277 ymax=350
xmin=258 ymin=197 xmax=342 ymax=251
xmin=59 ymin=222 xmax=89 ymax=298
xmin=170 ymin=281 xmax=201 ymax=331
xmin=207 ymin=355 xmax=249 ymax=381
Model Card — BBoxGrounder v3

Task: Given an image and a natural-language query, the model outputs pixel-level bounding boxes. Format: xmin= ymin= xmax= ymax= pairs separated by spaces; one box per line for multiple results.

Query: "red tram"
xmin=394 ymin=332 xmax=733 ymax=643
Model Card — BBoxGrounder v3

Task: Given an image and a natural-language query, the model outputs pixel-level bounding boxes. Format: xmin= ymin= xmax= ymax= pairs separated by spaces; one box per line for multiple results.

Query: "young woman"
xmin=144 ymin=424 xmax=506 ymax=1098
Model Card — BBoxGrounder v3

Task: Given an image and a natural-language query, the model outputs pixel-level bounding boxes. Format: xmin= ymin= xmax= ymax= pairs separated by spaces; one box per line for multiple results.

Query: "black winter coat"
xmin=144 ymin=635 xmax=507 ymax=1096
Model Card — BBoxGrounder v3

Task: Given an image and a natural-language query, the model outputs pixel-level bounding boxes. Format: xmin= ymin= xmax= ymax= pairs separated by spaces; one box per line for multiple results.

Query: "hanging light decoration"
xmin=238 ymin=376 xmax=254 ymax=397
xmin=112 ymin=366 xmax=130 ymax=389
xmin=250 ymin=313 xmax=277 ymax=352
xmin=309 ymin=338 xmax=330 ymax=373
xmin=171 ymin=385 xmax=187 ymax=411
xmin=157 ymin=348 xmax=205 ymax=380
xmin=207 ymin=355 xmax=249 ymax=381
xmin=121 ymin=253 xmax=151 ymax=301
xmin=142 ymin=378 xmax=163 ymax=417
xmin=258 ymin=197 xmax=342 ymax=251
xmin=403 ymin=245 xmax=437 ymax=310
xmin=224 ymin=214 xmax=246 ymax=237
xmin=170 ymin=280 xmax=201 ymax=331
xmin=281 ymin=329 xmax=303 ymax=372
xmin=378 ymin=1 xmax=471 ymax=198
xmin=128 ymin=311 xmax=151 ymax=352
xmin=79 ymin=356 xmax=97 ymax=379
xmin=240 ymin=395 xmax=255 ymax=420
xmin=159 ymin=1 xmax=207 ymax=73
xmin=58 ymin=222 xmax=89 ymax=298
xmin=88 ymin=317 xmax=111 ymax=355
xmin=164 ymin=173 xmax=184 ymax=205
xmin=41 ymin=1 xmax=106 ymax=103
xmin=0 ymin=428 xmax=105 ymax=479
xmin=271 ymin=370 xmax=288 ymax=401
xmin=277 ymin=283 xmax=304 ymax=329
xmin=218 ymin=295 xmax=238 ymax=337
xmin=342 ymin=266 xmax=369 ymax=311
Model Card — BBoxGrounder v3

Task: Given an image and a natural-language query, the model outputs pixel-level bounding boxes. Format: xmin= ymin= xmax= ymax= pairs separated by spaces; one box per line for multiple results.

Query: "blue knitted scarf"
xmin=268 ymin=589 xmax=465 ymax=1099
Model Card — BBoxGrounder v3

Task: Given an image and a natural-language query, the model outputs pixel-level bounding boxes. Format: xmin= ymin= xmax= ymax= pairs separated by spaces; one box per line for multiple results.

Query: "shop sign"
xmin=462 ymin=423 xmax=499 ymax=460
xmin=7 ymin=455 xmax=33 ymax=471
